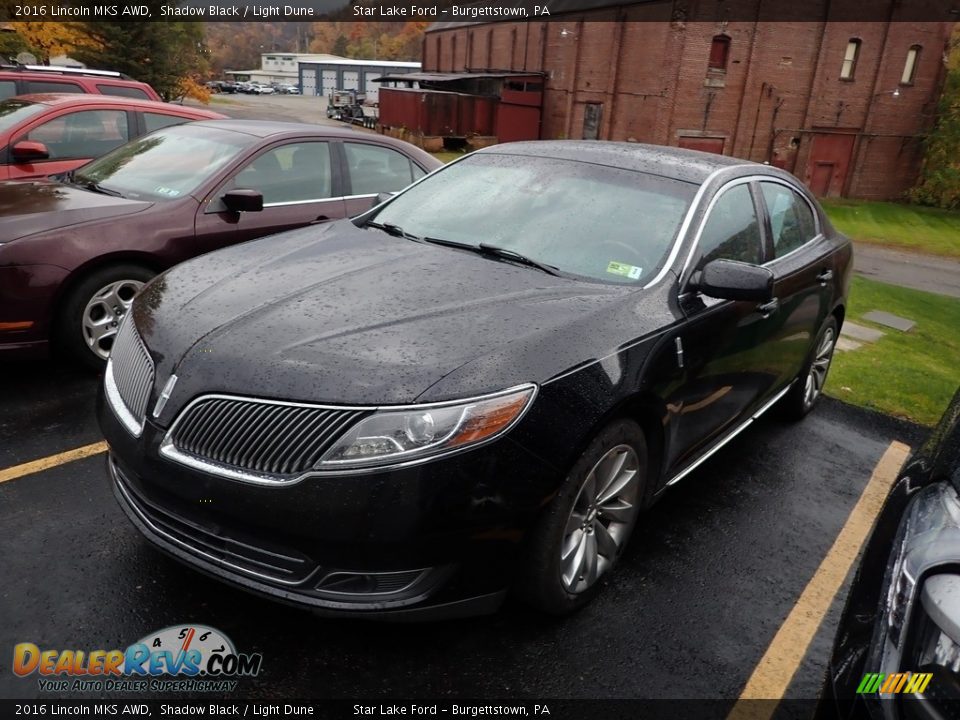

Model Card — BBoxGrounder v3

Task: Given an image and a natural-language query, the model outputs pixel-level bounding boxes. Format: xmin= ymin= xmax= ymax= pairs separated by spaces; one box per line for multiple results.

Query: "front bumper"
xmin=98 ymin=387 xmax=562 ymax=619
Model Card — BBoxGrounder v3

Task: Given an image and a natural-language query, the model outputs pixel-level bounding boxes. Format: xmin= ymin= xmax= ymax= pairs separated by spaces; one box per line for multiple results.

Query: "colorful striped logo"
xmin=857 ymin=672 xmax=933 ymax=694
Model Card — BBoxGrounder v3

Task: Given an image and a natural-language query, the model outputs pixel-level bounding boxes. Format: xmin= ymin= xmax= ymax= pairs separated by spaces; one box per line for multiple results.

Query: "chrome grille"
xmin=110 ymin=319 xmax=155 ymax=426
xmin=169 ymin=397 xmax=368 ymax=478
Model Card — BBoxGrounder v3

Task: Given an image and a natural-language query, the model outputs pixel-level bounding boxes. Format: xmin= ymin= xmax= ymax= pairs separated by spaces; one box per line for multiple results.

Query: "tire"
xmin=57 ymin=264 xmax=154 ymax=371
xmin=783 ymin=315 xmax=839 ymax=420
xmin=517 ymin=419 xmax=648 ymax=616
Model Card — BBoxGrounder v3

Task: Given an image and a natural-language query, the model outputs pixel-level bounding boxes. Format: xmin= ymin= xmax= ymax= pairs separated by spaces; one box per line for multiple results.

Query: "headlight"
xmin=887 ymin=484 xmax=960 ymax=649
xmin=317 ymin=383 xmax=537 ymax=470
xmin=917 ymin=575 xmax=960 ymax=673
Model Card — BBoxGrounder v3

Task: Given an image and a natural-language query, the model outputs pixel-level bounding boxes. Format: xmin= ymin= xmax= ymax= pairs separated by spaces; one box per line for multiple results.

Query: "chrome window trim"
xmin=676 ymin=175 xmax=760 ymax=287
xmin=641 ymin=165 xmax=731 ymax=290
xmin=665 ymin=380 xmax=794 ymax=488
xmin=159 ymin=383 xmax=538 ymax=484
xmin=679 ymin=173 xmax=824 ymax=287
xmin=261 ymin=196 xmax=343 ymax=208
xmin=104 ymin=356 xmax=144 ymax=438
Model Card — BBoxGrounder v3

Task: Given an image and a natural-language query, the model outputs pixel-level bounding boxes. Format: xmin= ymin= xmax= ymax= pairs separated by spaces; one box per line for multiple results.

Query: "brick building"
xmin=422 ymin=4 xmax=954 ymax=199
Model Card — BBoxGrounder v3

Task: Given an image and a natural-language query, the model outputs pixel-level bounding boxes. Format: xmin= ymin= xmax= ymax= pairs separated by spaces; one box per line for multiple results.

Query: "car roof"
xmin=190 ymin=118 xmax=393 ymax=140
xmin=477 ymin=141 xmax=757 ymax=185
xmin=11 ymin=93 xmax=224 ymax=117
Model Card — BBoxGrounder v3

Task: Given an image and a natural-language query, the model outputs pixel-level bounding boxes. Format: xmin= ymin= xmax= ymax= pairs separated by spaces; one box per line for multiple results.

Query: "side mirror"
xmin=11 ymin=140 xmax=50 ymax=162
xmin=692 ymin=259 xmax=774 ymax=302
xmin=222 ymin=189 xmax=263 ymax=213
xmin=375 ymin=191 xmax=397 ymax=205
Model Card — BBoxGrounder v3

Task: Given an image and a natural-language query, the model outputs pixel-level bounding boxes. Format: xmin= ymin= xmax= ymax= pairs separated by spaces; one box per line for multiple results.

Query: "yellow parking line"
xmin=727 ymin=440 xmax=911 ymax=718
xmin=0 ymin=441 xmax=108 ymax=485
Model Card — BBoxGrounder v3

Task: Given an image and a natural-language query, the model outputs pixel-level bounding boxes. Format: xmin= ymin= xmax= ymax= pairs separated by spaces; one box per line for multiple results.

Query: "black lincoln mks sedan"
xmin=98 ymin=141 xmax=852 ymax=619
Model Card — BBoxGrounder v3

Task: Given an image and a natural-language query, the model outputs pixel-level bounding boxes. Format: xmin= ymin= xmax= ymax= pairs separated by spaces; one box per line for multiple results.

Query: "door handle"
xmin=757 ymin=298 xmax=780 ymax=318
xmin=817 ymin=269 xmax=834 ymax=286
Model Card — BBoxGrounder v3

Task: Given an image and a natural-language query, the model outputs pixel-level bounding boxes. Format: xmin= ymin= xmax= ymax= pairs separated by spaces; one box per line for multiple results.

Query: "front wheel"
xmin=57 ymin=264 xmax=154 ymax=370
xmin=783 ymin=316 xmax=838 ymax=420
xmin=517 ymin=419 xmax=647 ymax=615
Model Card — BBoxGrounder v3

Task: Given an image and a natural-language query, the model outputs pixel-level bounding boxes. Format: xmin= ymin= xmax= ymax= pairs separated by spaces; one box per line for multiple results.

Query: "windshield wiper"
xmin=418 ymin=236 xmax=561 ymax=277
xmin=365 ymin=221 xmax=419 ymax=240
xmin=476 ymin=243 xmax=562 ymax=276
xmin=81 ymin=181 xmax=123 ymax=197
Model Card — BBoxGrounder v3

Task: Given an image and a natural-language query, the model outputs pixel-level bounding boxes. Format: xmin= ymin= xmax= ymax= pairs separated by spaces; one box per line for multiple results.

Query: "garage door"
xmin=321 ymin=70 xmax=337 ymax=95
xmin=301 ymin=71 xmax=316 ymax=96
xmin=363 ymin=71 xmax=380 ymax=104
xmin=342 ymin=71 xmax=360 ymax=92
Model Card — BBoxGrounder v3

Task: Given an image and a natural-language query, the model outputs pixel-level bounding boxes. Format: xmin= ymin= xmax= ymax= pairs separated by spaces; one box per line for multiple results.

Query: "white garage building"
xmin=298 ymin=57 xmax=420 ymax=104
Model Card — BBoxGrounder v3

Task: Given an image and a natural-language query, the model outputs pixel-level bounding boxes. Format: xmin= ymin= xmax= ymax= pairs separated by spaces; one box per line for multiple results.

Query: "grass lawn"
xmin=826 ymin=275 xmax=960 ymax=426
xmin=821 ymin=199 xmax=960 ymax=258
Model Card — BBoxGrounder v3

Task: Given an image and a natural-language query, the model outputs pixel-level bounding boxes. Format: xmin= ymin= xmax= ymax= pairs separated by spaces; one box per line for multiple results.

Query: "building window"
xmin=901 ymin=45 xmax=921 ymax=85
xmin=708 ymin=35 xmax=731 ymax=71
xmin=840 ymin=39 xmax=860 ymax=80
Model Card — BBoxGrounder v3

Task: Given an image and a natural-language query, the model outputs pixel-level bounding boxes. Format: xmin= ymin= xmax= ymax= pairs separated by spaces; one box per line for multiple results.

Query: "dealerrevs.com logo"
xmin=13 ymin=624 xmax=263 ymax=693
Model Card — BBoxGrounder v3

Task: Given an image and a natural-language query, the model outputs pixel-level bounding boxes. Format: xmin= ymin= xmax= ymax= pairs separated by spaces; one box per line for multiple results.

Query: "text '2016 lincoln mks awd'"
xmin=98 ymin=142 xmax=852 ymax=619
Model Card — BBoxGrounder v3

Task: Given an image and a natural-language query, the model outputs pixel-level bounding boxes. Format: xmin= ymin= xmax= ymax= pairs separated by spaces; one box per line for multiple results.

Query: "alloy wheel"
xmin=560 ymin=444 xmax=640 ymax=594
xmin=803 ymin=327 xmax=836 ymax=410
xmin=81 ymin=279 xmax=145 ymax=359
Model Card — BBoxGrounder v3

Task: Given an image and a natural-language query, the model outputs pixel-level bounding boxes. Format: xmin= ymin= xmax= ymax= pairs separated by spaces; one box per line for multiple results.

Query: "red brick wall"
xmin=424 ymin=5 xmax=953 ymax=200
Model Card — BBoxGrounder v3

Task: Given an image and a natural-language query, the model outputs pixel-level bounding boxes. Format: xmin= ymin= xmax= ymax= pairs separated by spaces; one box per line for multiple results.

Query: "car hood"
xmin=0 ymin=180 xmax=151 ymax=242
xmin=136 ymin=221 xmax=674 ymax=417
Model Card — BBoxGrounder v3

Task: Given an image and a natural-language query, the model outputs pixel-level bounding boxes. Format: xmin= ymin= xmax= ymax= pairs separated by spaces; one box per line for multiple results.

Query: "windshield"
xmin=74 ymin=124 xmax=254 ymax=201
xmin=0 ymin=99 xmax=46 ymax=134
xmin=370 ymin=153 xmax=697 ymax=285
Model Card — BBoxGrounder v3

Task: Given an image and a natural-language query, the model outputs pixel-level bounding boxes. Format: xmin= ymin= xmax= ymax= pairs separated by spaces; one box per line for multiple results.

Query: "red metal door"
xmin=810 ymin=163 xmax=835 ymax=196
xmin=678 ymin=136 xmax=725 ymax=155
xmin=805 ymin=133 xmax=855 ymax=197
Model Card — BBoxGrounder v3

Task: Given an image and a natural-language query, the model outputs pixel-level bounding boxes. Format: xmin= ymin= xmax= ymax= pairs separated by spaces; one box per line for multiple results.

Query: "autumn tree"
xmin=70 ymin=11 xmax=209 ymax=101
xmin=909 ymin=27 xmax=960 ymax=209
xmin=0 ymin=26 xmax=31 ymax=62
xmin=204 ymin=22 xmax=315 ymax=76
xmin=310 ymin=21 xmax=427 ymax=61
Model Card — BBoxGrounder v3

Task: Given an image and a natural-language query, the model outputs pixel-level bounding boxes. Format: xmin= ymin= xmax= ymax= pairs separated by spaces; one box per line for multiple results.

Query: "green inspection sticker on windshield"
xmin=607 ymin=261 xmax=643 ymax=280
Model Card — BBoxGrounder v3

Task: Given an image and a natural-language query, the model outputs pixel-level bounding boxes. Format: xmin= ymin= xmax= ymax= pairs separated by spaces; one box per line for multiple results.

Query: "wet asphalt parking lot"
xmin=0 ymin=94 xmax=935 ymax=705
xmin=0 ymin=357 xmax=927 ymax=702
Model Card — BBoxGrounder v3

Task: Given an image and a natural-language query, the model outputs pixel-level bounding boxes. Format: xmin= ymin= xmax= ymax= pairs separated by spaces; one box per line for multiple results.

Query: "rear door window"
xmin=143 ymin=112 xmax=192 ymax=134
xmin=25 ymin=80 xmax=84 ymax=94
xmin=0 ymin=81 xmax=17 ymax=100
xmin=97 ymin=84 xmax=150 ymax=100
xmin=344 ymin=142 xmax=419 ymax=195
xmin=759 ymin=182 xmax=819 ymax=258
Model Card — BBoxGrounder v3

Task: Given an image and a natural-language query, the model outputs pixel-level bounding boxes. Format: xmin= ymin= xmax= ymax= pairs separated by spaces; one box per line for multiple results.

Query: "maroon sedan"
xmin=0 ymin=120 xmax=441 ymax=368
